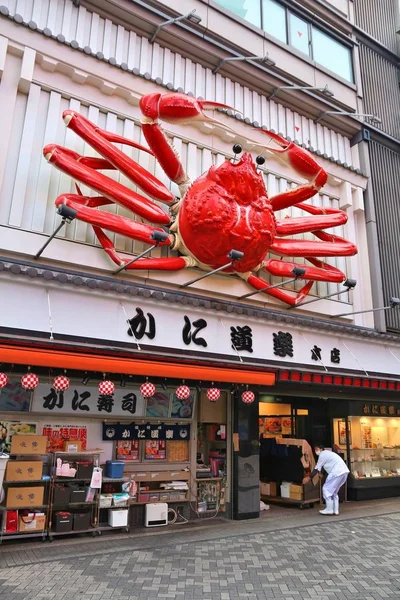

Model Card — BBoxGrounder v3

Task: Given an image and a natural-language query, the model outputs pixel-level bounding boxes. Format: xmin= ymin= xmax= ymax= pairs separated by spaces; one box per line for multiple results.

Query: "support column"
xmin=232 ymin=389 xmax=260 ymax=520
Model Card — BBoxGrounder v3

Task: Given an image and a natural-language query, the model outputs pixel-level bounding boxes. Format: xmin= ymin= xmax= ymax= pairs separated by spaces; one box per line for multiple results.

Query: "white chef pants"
xmin=322 ymin=472 xmax=348 ymax=502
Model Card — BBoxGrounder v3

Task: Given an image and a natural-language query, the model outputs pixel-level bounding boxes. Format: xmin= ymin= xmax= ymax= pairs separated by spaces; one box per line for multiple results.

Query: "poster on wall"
xmin=338 ymin=420 xmax=352 ymax=446
xmin=259 ymin=417 xmax=292 ymax=436
xmin=116 ymin=440 xmax=140 ymax=461
xmin=146 ymin=392 xmax=171 ymax=418
xmin=0 ymin=383 xmax=31 ymax=412
xmin=144 ymin=440 xmax=166 ymax=460
xmin=42 ymin=424 xmax=88 ymax=452
xmin=0 ymin=421 xmax=37 ymax=453
xmin=171 ymin=393 xmax=195 ymax=419
xmin=32 ymin=385 xmax=145 ymax=417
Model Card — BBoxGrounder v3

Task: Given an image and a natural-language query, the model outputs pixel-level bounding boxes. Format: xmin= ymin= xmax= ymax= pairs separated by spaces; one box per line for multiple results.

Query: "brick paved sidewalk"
xmin=0 ymin=501 xmax=400 ymax=599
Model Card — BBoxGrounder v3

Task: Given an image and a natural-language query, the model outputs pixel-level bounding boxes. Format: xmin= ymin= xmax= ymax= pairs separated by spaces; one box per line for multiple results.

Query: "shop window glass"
xmin=262 ymin=0 xmax=287 ymax=42
xmin=312 ymin=27 xmax=353 ymax=82
xmin=289 ymin=12 xmax=310 ymax=56
xmin=214 ymin=0 xmax=261 ymax=28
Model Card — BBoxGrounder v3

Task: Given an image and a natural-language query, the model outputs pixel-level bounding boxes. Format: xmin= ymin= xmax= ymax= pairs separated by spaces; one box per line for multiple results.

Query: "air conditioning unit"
xmin=145 ymin=503 xmax=168 ymax=527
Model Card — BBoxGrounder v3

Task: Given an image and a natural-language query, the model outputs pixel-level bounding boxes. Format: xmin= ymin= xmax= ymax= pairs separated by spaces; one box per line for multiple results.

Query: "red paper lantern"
xmin=53 ymin=375 xmax=70 ymax=392
xmin=0 ymin=373 xmax=8 ymax=389
xmin=207 ymin=387 xmax=221 ymax=402
xmin=241 ymin=390 xmax=255 ymax=404
xmin=21 ymin=372 xmax=39 ymax=391
xmin=98 ymin=380 xmax=115 ymax=395
xmin=140 ymin=381 xmax=156 ymax=398
xmin=176 ymin=385 xmax=191 ymax=400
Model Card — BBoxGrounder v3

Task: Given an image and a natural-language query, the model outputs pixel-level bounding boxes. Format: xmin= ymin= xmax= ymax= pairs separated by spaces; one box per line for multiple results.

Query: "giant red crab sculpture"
xmin=43 ymin=92 xmax=357 ymax=306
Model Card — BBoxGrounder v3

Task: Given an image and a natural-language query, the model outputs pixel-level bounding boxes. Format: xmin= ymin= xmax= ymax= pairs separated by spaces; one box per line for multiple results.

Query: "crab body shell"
xmin=178 ymin=154 xmax=276 ymax=273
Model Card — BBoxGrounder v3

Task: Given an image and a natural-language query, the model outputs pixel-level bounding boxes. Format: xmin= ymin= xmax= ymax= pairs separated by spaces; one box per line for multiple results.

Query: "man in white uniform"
xmin=303 ymin=445 xmax=349 ymax=516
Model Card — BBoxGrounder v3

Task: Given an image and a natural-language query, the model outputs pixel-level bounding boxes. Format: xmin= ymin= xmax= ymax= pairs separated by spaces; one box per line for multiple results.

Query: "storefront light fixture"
xmin=268 ymin=84 xmax=334 ymax=101
xmin=82 ymin=372 xmax=90 ymax=385
xmin=330 ymin=296 xmax=400 ymax=319
xmin=292 ymin=279 xmax=357 ymax=309
xmin=314 ymin=111 xmax=381 ymax=125
xmin=213 ymin=54 xmax=275 ymax=75
xmin=34 ymin=204 xmax=78 ymax=260
xmin=238 ymin=266 xmax=306 ymax=301
xmin=242 ymin=387 xmax=255 ymax=404
xmin=113 ymin=230 xmax=169 ymax=275
xmin=149 ymin=9 xmax=201 ymax=44
xmin=176 ymin=383 xmax=191 ymax=400
xmin=180 ymin=249 xmax=244 ymax=288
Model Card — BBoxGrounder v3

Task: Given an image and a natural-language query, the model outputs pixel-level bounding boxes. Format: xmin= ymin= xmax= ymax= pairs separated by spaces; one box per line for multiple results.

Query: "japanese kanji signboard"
xmin=102 ymin=423 xmax=191 ymax=441
xmin=32 ymin=385 xmax=146 ymax=417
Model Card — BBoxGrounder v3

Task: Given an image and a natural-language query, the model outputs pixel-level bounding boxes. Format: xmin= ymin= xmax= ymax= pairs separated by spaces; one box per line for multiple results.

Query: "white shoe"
xmin=333 ymin=497 xmax=339 ymax=515
xmin=319 ymin=498 xmax=334 ymax=515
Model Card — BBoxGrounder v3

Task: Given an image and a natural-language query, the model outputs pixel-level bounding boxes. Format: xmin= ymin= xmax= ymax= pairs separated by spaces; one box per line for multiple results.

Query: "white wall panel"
xmin=0 ymin=0 xmax=357 ymax=168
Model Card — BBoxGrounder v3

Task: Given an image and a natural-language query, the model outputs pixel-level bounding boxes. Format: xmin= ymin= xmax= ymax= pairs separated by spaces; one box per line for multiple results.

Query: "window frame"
xmin=214 ymin=0 xmax=354 ymax=83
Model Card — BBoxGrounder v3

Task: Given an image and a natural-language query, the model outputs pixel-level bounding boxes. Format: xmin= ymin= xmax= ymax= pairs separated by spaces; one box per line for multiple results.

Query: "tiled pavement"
xmin=0 ymin=502 xmax=400 ymax=599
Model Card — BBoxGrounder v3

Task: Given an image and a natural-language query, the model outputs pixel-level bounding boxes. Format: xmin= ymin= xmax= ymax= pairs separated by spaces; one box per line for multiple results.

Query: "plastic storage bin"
xmin=53 ymin=512 xmax=73 ymax=532
xmin=108 ymin=509 xmax=128 ymax=527
xmin=73 ymin=512 xmax=91 ymax=530
xmin=105 ymin=461 xmax=125 ymax=478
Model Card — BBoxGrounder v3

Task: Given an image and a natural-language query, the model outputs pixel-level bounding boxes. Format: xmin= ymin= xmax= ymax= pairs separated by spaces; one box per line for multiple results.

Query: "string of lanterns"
xmin=0 ymin=370 xmax=255 ymax=403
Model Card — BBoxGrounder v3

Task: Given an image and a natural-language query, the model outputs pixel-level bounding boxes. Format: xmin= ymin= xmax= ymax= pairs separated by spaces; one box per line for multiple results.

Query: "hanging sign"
xmin=32 ymin=384 xmax=145 ymax=417
xmin=102 ymin=423 xmax=190 ymax=441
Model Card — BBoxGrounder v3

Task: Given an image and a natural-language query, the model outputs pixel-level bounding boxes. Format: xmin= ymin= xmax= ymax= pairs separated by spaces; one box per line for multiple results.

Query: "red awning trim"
xmin=0 ymin=343 xmax=275 ymax=386
xmin=278 ymin=370 xmax=400 ymax=390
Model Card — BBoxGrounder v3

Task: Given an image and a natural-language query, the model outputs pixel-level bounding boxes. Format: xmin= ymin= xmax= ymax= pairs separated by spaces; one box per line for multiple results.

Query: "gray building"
xmin=353 ymin=0 xmax=400 ymax=333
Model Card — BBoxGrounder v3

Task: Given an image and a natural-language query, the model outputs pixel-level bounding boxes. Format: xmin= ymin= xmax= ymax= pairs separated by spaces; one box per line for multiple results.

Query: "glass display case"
xmin=333 ymin=416 xmax=400 ymax=481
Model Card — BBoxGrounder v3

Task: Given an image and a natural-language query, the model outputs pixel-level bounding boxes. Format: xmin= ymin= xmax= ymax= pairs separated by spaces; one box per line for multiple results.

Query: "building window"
xmin=263 ymin=0 xmax=286 ymax=43
xmin=289 ymin=12 xmax=310 ymax=56
xmin=214 ymin=0 xmax=354 ymax=82
xmin=214 ymin=0 xmax=261 ymax=27
xmin=312 ymin=28 xmax=353 ymax=83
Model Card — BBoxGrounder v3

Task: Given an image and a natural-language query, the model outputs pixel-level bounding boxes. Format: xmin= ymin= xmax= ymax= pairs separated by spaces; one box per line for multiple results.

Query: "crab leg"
xmin=243 ymin=256 xmax=346 ymax=306
xmin=244 ymin=273 xmax=315 ymax=306
xmin=256 ymin=131 xmax=328 ymax=211
xmin=276 ymin=207 xmax=347 ymax=236
xmin=270 ymin=237 xmax=357 ymax=257
xmin=93 ymin=226 xmax=191 ymax=270
xmin=264 ymin=258 xmax=346 ymax=283
xmin=44 ymin=145 xmax=170 ymax=225
xmin=55 ymin=194 xmax=172 ymax=245
xmin=139 ymin=93 xmax=235 ymax=187
xmin=62 ymin=111 xmax=175 ymax=205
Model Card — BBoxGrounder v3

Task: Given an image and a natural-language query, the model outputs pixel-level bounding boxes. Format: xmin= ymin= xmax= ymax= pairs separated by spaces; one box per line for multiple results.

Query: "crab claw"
xmin=139 ymin=92 xmax=236 ymax=129
xmin=260 ymin=130 xmax=327 ymax=187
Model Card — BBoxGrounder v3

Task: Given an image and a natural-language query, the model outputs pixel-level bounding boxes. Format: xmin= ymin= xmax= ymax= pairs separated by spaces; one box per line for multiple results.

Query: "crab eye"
xmin=256 ymin=155 xmax=266 ymax=166
xmin=232 ymin=144 xmax=242 ymax=155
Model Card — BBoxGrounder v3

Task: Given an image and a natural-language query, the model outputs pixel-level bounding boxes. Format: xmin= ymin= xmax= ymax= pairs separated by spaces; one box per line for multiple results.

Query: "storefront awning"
xmin=0 ymin=343 xmax=275 ymax=386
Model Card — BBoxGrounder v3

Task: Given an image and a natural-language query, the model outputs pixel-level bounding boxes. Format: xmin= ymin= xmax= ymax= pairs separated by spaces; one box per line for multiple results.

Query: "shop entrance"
xmin=259 ymin=395 xmax=322 ymax=509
